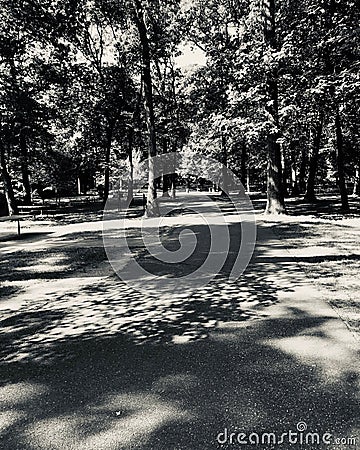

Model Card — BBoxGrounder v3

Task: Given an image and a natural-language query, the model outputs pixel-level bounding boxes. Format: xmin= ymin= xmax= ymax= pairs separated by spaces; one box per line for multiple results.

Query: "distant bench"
xmin=0 ymin=215 xmax=32 ymax=236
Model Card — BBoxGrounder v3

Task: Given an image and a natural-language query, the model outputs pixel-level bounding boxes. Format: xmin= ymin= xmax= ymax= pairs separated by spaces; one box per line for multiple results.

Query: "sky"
xmin=175 ymin=44 xmax=207 ymax=68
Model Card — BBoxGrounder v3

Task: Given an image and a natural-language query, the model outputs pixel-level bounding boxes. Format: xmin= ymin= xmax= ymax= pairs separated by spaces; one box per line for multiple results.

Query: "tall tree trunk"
xmin=298 ymin=146 xmax=307 ymax=194
xmin=282 ymin=150 xmax=289 ymax=197
xmin=263 ymin=0 xmax=286 ymax=214
xmin=335 ymin=109 xmax=349 ymax=211
xmin=170 ymin=66 xmax=178 ymax=200
xmin=19 ymin=128 xmax=31 ymax=205
xmin=322 ymin=0 xmax=348 ymax=211
xmin=353 ymin=165 xmax=360 ymax=196
xmin=265 ymin=134 xmax=285 ymax=213
xmin=169 ymin=142 xmax=177 ymax=198
xmin=246 ymin=168 xmax=251 ymax=193
xmin=304 ymin=115 xmax=323 ymax=202
xmin=103 ymin=124 xmax=114 ymax=204
xmin=240 ymin=143 xmax=247 ymax=189
xmin=132 ymin=0 xmax=159 ymax=217
xmin=0 ymin=145 xmax=18 ymax=215
xmin=220 ymin=133 xmax=229 ymax=196
xmin=127 ymin=129 xmax=134 ymax=203
xmin=127 ymin=84 xmax=142 ymax=204
xmin=162 ymin=139 xmax=170 ymax=197
xmin=169 ymin=173 xmax=176 ymax=198
xmin=290 ymin=163 xmax=300 ymax=196
xmin=8 ymin=57 xmax=31 ymax=205
xmin=162 ymin=174 xmax=170 ymax=197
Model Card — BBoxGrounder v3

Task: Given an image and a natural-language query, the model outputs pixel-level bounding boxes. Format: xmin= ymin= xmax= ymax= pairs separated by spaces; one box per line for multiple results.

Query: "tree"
xmin=304 ymin=112 xmax=324 ymax=202
xmin=132 ymin=0 xmax=159 ymax=217
xmin=0 ymin=139 xmax=18 ymax=215
xmin=262 ymin=0 xmax=286 ymax=214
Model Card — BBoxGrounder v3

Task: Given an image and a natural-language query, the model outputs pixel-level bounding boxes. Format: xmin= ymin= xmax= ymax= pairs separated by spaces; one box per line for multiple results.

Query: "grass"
xmin=264 ymin=195 xmax=360 ymax=338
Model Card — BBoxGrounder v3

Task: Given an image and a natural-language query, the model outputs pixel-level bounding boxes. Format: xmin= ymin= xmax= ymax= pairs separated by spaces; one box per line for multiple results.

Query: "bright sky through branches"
xmin=175 ymin=44 xmax=206 ymax=68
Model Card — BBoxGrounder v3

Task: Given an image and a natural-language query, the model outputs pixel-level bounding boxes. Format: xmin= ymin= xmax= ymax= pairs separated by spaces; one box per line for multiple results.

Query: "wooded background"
xmin=0 ymin=0 xmax=358 ymax=216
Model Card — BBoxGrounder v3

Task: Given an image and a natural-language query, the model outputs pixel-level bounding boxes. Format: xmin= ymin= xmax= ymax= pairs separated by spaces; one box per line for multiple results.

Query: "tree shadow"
xmin=0 ymin=232 xmax=52 ymax=243
xmin=0 ymin=285 xmax=24 ymax=301
xmin=0 ymin=246 xmax=107 ymax=282
xmin=256 ymin=254 xmax=360 ymax=263
xmin=0 ymin=261 xmax=279 ymax=364
xmin=285 ymin=195 xmax=360 ymax=219
xmin=0 ymin=307 xmax=358 ymax=450
xmin=247 ymin=194 xmax=360 ymax=219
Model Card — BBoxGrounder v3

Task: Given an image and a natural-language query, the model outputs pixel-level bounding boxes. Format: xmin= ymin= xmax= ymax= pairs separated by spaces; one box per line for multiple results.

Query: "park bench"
xmin=0 ymin=214 xmax=32 ymax=236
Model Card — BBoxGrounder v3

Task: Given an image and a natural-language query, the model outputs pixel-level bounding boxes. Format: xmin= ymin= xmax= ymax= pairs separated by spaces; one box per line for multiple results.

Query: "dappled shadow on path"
xmin=0 ymin=214 xmax=288 ymax=363
xmin=0 ymin=262 xmax=279 ymax=364
xmin=0 ymin=246 xmax=107 ymax=283
xmin=0 ymin=306 xmax=358 ymax=450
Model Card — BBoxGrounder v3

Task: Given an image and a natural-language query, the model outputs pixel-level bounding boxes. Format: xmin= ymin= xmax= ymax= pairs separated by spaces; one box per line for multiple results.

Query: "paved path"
xmin=0 ymin=195 xmax=358 ymax=450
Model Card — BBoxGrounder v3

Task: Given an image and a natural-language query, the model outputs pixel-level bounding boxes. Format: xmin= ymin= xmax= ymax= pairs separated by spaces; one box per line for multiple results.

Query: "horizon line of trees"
xmin=0 ymin=0 xmax=358 ymax=217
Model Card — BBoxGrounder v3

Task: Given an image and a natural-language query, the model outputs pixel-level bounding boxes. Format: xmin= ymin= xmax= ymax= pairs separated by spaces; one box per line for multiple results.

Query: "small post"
xmin=17 ymin=219 xmax=21 ymax=236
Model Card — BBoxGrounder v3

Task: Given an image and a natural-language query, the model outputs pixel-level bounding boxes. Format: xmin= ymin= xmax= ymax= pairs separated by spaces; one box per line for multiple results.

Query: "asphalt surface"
xmin=0 ymin=195 xmax=359 ymax=450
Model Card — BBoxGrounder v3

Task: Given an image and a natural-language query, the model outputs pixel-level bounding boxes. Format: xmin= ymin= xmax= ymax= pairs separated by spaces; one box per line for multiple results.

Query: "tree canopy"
xmin=0 ymin=0 xmax=358 ymax=214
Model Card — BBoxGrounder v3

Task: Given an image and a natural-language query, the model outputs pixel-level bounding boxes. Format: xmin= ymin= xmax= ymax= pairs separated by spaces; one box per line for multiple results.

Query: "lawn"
xmin=263 ymin=195 xmax=360 ymax=338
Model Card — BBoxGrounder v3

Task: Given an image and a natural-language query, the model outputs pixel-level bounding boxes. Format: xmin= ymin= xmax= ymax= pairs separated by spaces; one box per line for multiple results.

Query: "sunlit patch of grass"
xmin=275 ymin=217 xmax=360 ymax=337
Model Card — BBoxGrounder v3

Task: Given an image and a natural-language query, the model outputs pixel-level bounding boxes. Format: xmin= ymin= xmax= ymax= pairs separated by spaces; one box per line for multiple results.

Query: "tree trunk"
xmin=169 ymin=141 xmax=177 ymax=199
xmin=282 ymin=150 xmax=289 ymax=197
xmin=127 ymin=129 xmax=134 ymax=203
xmin=127 ymin=85 xmax=142 ymax=204
xmin=246 ymin=168 xmax=250 ymax=193
xmin=321 ymin=0 xmax=348 ymax=211
xmin=304 ymin=115 xmax=323 ymax=202
xmin=19 ymin=128 xmax=32 ymax=205
xmin=298 ymin=146 xmax=307 ymax=194
xmin=290 ymin=164 xmax=300 ymax=196
xmin=0 ymin=145 xmax=18 ymax=215
xmin=240 ymin=143 xmax=247 ymax=189
xmin=103 ymin=124 xmax=114 ymax=204
xmin=162 ymin=140 xmax=170 ymax=197
xmin=265 ymin=135 xmax=285 ymax=213
xmin=335 ymin=109 xmax=349 ymax=211
xmin=132 ymin=0 xmax=159 ymax=217
xmin=353 ymin=166 xmax=360 ymax=196
xmin=170 ymin=67 xmax=178 ymax=200
xmin=263 ymin=0 xmax=286 ymax=214
xmin=8 ymin=57 xmax=31 ymax=205
xmin=162 ymin=174 xmax=170 ymax=197
xmin=220 ymin=133 xmax=229 ymax=196
xmin=169 ymin=173 xmax=176 ymax=198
